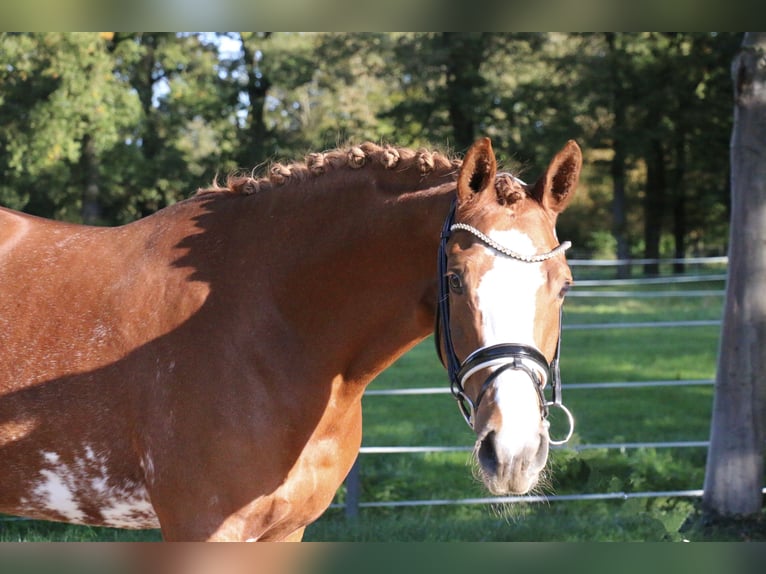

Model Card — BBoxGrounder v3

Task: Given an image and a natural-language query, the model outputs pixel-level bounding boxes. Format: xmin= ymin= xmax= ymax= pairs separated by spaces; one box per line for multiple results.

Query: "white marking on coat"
xmin=100 ymin=485 xmax=158 ymax=529
xmin=140 ymin=451 xmax=156 ymax=487
xmin=43 ymin=451 xmax=60 ymax=464
xmin=476 ymin=229 xmax=544 ymax=347
xmin=84 ymin=445 xmax=96 ymax=461
xmin=33 ymin=467 xmax=88 ymax=523
xmin=476 ymin=229 xmax=545 ymax=450
xmin=26 ymin=447 xmax=160 ymax=529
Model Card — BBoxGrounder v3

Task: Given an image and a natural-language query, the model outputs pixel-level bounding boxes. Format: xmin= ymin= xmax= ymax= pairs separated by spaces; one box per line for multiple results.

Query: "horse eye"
xmin=448 ymin=273 xmax=464 ymax=293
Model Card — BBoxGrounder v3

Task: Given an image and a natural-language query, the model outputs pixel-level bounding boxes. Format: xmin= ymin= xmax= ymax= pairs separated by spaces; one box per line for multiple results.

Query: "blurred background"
xmin=0 ymin=32 xmax=741 ymax=266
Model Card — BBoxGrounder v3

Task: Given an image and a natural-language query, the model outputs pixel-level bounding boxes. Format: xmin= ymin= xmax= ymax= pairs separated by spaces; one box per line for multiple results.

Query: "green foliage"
xmin=585 ymin=230 xmax=617 ymax=259
xmin=680 ymin=508 xmax=766 ymax=541
xmin=302 ymin=275 xmax=731 ymax=541
xmin=0 ymin=33 xmax=142 ymax=221
xmin=0 ymin=32 xmax=739 ymax=256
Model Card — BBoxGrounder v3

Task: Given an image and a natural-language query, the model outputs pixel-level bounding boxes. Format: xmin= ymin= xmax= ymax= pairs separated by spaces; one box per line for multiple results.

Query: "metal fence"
xmin=5 ymin=256 xmax=748 ymax=526
xmin=339 ymin=256 xmax=733 ymax=517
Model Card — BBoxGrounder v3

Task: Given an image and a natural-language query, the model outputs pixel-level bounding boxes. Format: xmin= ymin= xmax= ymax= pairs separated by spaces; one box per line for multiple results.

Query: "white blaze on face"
xmin=475 ymin=229 xmax=546 ymax=451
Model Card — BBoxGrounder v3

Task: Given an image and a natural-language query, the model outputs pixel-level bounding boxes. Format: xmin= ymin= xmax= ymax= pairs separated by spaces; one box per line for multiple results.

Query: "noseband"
xmin=436 ymin=201 xmax=575 ymax=445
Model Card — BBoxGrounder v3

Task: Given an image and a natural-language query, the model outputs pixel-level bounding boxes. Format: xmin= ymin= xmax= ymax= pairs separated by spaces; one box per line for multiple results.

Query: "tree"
xmin=579 ymin=34 xmax=737 ymax=266
xmin=439 ymin=33 xmax=488 ymax=151
xmin=633 ymin=33 xmax=738 ymax=274
xmin=107 ymin=32 xmax=233 ymax=221
xmin=702 ymin=32 xmax=766 ymax=519
xmin=605 ymin=33 xmax=632 ymax=277
xmin=311 ymin=33 xmax=399 ymax=145
xmin=236 ymin=32 xmax=273 ymax=166
xmin=0 ymin=31 xmax=741 ymax=261
xmin=382 ymin=33 xmax=511 ymax=151
xmin=0 ymin=33 xmax=231 ymax=225
xmin=0 ymin=33 xmax=140 ymax=223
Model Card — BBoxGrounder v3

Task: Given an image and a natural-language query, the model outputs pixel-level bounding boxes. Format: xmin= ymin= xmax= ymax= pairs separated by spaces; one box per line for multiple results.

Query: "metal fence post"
xmin=344 ymin=456 xmax=361 ymax=520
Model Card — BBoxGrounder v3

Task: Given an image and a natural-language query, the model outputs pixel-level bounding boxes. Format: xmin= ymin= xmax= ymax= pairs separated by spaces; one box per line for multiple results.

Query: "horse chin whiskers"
xmin=489 ymin=477 xmax=552 ymax=523
xmin=471 ymin=445 xmax=552 ymax=523
xmin=534 ymin=467 xmax=553 ymax=496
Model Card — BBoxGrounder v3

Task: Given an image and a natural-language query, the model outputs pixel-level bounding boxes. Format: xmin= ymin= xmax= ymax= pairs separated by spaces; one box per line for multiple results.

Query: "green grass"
xmin=0 ymin=519 xmax=161 ymax=542
xmin=5 ymin=270 xmax=761 ymax=542
xmin=306 ymin=499 xmax=701 ymax=542
xmin=303 ymin=278 xmax=731 ymax=541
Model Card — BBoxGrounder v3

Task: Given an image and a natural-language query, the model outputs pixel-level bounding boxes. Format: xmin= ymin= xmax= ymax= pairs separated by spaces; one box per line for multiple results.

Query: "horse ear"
xmin=457 ymin=137 xmax=497 ymax=205
xmin=531 ymin=140 xmax=582 ymax=215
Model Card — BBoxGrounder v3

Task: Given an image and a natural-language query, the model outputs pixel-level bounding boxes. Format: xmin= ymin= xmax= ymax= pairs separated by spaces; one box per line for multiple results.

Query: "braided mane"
xmin=198 ymin=142 xmax=463 ymax=196
xmin=197 ymin=142 xmax=528 ymax=206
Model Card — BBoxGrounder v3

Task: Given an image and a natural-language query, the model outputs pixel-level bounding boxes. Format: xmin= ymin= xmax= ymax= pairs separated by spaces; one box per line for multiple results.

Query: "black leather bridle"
xmin=435 ymin=200 xmax=574 ymax=444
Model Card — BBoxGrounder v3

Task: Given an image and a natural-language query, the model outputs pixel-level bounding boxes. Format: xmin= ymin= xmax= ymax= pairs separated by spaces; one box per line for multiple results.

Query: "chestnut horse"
xmin=0 ymin=138 xmax=581 ymax=541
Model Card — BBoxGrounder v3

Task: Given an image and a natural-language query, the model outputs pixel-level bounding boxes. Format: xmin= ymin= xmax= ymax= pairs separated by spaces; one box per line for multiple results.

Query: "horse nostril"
xmin=478 ymin=431 xmax=498 ymax=475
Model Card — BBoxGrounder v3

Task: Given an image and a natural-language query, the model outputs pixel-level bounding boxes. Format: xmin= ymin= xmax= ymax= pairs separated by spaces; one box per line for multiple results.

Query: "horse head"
xmin=438 ymin=137 xmax=581 ymax=495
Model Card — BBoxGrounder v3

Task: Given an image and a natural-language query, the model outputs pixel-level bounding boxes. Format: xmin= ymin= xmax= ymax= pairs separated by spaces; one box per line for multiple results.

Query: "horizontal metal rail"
xmin=568 ymin=256 xmax=728 ymax=266
xmin=564 ymin=320 xmax=720 ymax=330
xmin=8 ymin=259 xmax=731 ymax=530
xmin=569 ymin=290 xmax=724 ymax=298
xmin=350 ymin=377 xmax=718 ymax=514
xmin=564 ymin=379 xmax=714 ymax=390
xmin=359 ymin=441 xmax=710 ymax=455
xmin=331 ymin=487 xmax=766 ymax=510
xmin=574 ymin=274 xmax=726 ymax=287
xmin=347 ymin=263 xmax=729 ymax=516
xmin=364 ymin=379 xmax=714 ymax=397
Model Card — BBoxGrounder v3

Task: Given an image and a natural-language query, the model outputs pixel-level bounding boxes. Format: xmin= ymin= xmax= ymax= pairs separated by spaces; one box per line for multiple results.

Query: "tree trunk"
xmin=134 ymin=33 xmax=164 ymax=162
xmin=672 ymin=131 xmax=687 ymax=274
xmin=239 ymin=32 xmax=272 ymax=168
xmin=79 ymin=133 xmax=101 ymax=225
xmin=611 ymin=142 xmax=630 ymax=278
xmin=132 ymin=33 xmax=167 ymax=218
xmin=442 ymin=33 xmax=485 ymax=151
xmin=643 ymin=137 xmax=666 ymax=276
xmin=702 ymin=32 xmax=766 ymax=518
xmin=606 ymin=33 xmax=631 ymax=279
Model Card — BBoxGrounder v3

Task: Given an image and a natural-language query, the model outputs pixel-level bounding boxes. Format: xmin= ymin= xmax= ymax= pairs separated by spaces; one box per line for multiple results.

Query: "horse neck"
xmin=237 ymin=170 xmax=456 ymax=387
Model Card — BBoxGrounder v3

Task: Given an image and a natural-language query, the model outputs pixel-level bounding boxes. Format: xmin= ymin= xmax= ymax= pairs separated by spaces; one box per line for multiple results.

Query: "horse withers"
xmin=0 ymin=138 xmax=580 ymax=540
